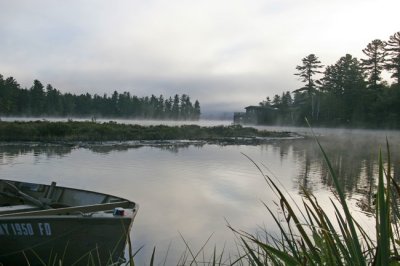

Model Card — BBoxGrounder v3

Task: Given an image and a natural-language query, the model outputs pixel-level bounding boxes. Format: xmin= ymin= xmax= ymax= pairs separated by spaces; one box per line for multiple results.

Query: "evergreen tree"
xmin=30 ymin=80 xmax=45 ymax=115
xmin=180 ymin=94 xmax=193 ymax=120
xmin=75 ymin=93 xmax=92 ymax=115
xmin=320 ymin=54 xmax=366 ymax=124
xmin=45 ymin=84 xmax=63 ymax=115
xmin=155 ymin=95 xmax=165 ymax=118
xmin=164 ymin=97 xmax=173 ymax=118
xmin=0 ymin=76 xmax=20 ymax=114
xmin=294 ymin=54 xmax=324 ymax=91
xmin=281 ymin=91 xmax=292 ymax=109
xmin=16 ymin=88 xmax=30 ymax=114
xmin=259 ymin=96 xmax=271 ymax=107
xmin=294 ymin=54 xmax=324 ymax=119
xmin=193 ymin=100 xmax=201 ymax=120
xmin=0 ymin=74 xmax=201 ymax=120
xmin=171 ymin=94 xmax=180 ymax=119
xmin=361 ymin=39 xmax=386 ymax=89
xmin=62 ymin=93 xmax=76 ymax=115
xmin=118 ymin=92 xmax=132 ymax=117
xmin=111 ymin=91 xmax=119 ymax=116
xmin=385 ymin=31 xmax=400 ymax=85
xmin=92 ymin=94 xmax=103 ymax=116
xmin=272 ymin=94 xmax=281 ymax=107
xmin=280 ymin=91 xmax=294 ymax=123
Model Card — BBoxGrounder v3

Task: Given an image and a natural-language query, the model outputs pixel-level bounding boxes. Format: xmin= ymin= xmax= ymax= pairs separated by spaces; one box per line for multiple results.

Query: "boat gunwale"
xmin=0 ymin=179 xmax=138 ymax=218
xmin=0 ymin=200 xmax=138 ymax=218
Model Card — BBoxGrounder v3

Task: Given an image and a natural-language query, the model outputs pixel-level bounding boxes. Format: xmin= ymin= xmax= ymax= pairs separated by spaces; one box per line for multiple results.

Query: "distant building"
xmin=233 ymin=105 xmax=279 ymax=125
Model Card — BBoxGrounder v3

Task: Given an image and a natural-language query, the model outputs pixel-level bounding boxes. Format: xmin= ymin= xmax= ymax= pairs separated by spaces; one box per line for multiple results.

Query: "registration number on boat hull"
xmin=0 ymin=222 xmax=51 ymax=236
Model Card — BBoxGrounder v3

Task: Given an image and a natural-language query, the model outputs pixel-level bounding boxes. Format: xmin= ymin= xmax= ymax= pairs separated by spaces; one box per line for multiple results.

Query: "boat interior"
xmin=0 ymin=179 xmax=135 ymax=217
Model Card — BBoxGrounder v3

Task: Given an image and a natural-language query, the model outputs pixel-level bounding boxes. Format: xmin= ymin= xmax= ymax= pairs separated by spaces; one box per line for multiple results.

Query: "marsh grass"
xmin=232 ymin=134 xmax=400 ymax=265
xmin=22 ymin=244 xmax=127 ymax=266
xmin=0 ymin=121 xmax=291 ymax=142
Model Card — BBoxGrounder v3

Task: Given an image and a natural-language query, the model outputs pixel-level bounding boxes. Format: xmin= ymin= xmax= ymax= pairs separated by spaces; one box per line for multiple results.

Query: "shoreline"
xmin=0 ymin=120 xmax=298 ymax=144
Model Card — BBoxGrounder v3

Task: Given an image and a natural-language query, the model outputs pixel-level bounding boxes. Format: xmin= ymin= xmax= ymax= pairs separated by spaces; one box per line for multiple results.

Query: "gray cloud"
xmin=1 ymin=0 xmax=399 ymax=113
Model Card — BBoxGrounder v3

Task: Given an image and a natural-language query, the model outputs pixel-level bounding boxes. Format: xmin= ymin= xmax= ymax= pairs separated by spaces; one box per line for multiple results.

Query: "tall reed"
xmin=233 ymin=136 xmax=400 ymax=265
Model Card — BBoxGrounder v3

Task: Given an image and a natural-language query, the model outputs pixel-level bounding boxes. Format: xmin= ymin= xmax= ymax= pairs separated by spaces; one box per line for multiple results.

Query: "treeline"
xmin=0 ymin=76 xmax=201 ymax=120
xmin=257 ymin=31 xmax=400 ymax=128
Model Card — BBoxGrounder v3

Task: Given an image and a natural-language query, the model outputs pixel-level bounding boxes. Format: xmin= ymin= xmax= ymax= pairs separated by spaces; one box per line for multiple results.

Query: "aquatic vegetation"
xmin=0 ymin=120 xmax=292 ymax=142
xmin=234 ymin=139 xmax=400 ymax=265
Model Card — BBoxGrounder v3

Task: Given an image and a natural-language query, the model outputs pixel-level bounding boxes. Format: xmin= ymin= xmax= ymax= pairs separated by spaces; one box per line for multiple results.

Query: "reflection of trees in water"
xmin=88 ymin=143 xmax=204 ymax=154
xmin=276 ymin=135 xmax=399 ymax=214
xmin=0 ymin=144 xmax=73 ymax=162
xmin=271 ymin=139 xmax=321 ymax=194
xmin=0 ymin=142 xmax=207 ymax=161
xmin=1 ymin=136 xmax=398 ymax=212
xmin=87 ymin=145 xmax=138 ymax=154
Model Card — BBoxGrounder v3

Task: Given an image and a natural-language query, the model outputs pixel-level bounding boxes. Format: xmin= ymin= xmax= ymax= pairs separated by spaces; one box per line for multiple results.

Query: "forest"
xmin=0 ymin=77 xmax=201 ymax=120
xmin=255 ymin=31 xmax=400 ymax=128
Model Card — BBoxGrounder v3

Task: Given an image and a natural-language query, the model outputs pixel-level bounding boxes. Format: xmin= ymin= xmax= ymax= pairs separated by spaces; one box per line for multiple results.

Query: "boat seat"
xmin=0 ymin=204 xmax=40 ymax=216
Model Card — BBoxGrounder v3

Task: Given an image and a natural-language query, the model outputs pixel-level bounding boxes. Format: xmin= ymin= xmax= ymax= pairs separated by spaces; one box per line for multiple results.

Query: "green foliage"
xmin=0 ymin=77 xmax=201 ymax=120
xmin=385 ymin=32 xmax=400 ymax=84
xmin=294 ymin=54 xmax=324 ymax=94
xmin=361 ymin=39 xmax=386 ymax=89
xmin=0 ymin=121 xmax=290 ymax=142
xmin=253 ymin=31 xmax=400 ymax=128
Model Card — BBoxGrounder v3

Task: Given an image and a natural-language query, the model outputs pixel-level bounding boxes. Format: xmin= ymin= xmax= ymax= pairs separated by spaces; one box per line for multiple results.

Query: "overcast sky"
xmin=0 ymin=0 xmax=399 ymax=114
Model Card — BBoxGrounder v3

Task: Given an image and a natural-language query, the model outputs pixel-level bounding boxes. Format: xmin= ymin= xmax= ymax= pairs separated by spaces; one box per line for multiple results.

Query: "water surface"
xmin=0 ymin=126 xmax=399 ymax=264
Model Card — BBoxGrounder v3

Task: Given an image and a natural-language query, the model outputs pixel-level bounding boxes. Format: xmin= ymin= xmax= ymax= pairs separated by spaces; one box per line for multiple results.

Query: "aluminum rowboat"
xmin=0 ymin=179 xmax=138 ymax=265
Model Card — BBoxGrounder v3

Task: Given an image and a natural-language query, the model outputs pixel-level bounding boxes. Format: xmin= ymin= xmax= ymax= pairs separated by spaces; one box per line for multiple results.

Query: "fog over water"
xmin=0 ymin=120 xmax=399 ymax=264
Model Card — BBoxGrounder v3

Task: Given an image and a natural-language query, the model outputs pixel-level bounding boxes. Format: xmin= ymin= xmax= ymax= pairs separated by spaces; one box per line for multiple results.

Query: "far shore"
xmin=0 ymin=120 xmax=297 ymax=144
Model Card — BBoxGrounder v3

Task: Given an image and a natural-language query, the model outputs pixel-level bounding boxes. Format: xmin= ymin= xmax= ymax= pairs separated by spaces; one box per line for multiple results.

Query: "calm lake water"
xmin=0 ymin=120 xmax=399 ymax=265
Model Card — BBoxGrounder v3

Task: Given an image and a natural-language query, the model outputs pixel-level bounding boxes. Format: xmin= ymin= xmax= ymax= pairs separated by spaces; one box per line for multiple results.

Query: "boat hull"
xmin=0 ymin=215 xmax=133 ymax=265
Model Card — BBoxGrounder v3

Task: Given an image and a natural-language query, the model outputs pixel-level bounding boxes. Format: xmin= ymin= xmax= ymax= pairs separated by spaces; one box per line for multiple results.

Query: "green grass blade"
xmin=302 ymin=197 xmax=342 ymax=265
xmin=306 ymin=118 xmax=365 ymax=265
xmin=240 ymin=237 xmax=264 ymax=266
xmin=251 ymin=238 xmax=299 ymax=265
xmin=262 ymin=173 xmax=320 ymax=262
xmin=149 ymin=246 xmax=156 ymax=266
xmin=265 ymin=205 xmax=301 ymax=262
xmin=376 ymin=150 xmax=390 ymax=265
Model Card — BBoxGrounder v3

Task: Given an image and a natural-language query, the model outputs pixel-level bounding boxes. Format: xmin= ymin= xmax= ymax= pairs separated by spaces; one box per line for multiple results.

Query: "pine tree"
xmin=294 ymin=54 xmax=324 ymax=93
xmin=385 ymin=31 xmax=400 ymax=85
xmin=361 ymin=39 xmax=386 ymax=89
xmin=294 ymin=54 xmax=324 ymax=119
xmin=164 ymin=97 xmax=173 ymax=118
xmin=320 ymin=54 xmax=366 ymax=123
xmin=171 ymin=94 xmax=180 ymax=119
xmin=30 ymin=80 xmax=45 ymax=115
xmin=193 ymin=100 xmax=201 ymax=120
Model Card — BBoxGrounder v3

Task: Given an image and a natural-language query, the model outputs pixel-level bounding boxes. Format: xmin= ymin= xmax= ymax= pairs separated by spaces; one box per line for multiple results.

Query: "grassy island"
xmin=0 ymin=120 xmax=293 ymax=143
